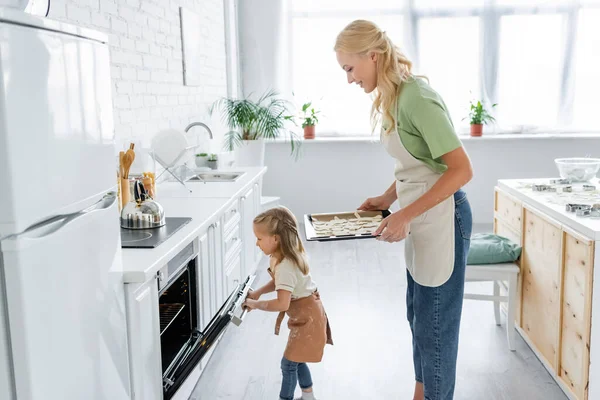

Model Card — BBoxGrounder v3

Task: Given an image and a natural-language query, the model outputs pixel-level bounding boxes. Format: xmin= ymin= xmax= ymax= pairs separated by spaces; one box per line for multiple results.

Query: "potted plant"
xmin=464 ymin=100 xmax=496 ymax=137
xmin=463 ymin=100 xmax=497 ymax=136
xmin=286 ymin=101 xmax=320 ymax=139
xmin=194 ymin=152 xmax=209 ymax=168
xmin=207 ymin=153 xmax=218 ymax=170
xmin=210 ymin=90 xmax=301 ymax=166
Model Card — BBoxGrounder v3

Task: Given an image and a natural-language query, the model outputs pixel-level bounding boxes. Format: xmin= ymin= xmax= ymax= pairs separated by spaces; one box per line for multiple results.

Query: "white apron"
xmin=380 ymin=123 xmax=455 ymax=287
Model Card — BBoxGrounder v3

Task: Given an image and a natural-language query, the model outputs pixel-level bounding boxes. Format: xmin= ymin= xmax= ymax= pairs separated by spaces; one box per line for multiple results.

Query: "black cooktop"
xmin=120 ymin=217 xmax=192 ymax=249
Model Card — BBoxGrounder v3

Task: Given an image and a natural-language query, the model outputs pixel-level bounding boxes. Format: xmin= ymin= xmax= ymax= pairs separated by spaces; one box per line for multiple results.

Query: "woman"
xmin=335 ymin=20 xmax=473 ymax=400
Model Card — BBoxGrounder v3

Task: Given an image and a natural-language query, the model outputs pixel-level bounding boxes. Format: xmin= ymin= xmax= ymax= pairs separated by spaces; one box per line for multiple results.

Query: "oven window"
xmin=159 ymin=260 xmax=198 ymax=374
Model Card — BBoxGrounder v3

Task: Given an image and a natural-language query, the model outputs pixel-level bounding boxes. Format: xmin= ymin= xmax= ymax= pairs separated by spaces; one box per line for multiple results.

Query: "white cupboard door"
xmin=253 ymin=182 xmax=262 ymax=265
xmin=126 ymin=280 xmax=162 ymax=400
xmin=198 ymin=231 xmax=213 ymax=330
xmin=210 ymin=221 xmax=225 ymax=310
xmin=240 ymin=186 xmax=256 ymax=278
xmin=225 ymin=253 xmax=242 ymax=297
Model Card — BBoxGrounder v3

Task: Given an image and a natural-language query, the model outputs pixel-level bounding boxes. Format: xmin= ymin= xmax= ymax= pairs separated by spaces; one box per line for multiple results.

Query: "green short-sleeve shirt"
xmin=389 ymin=77 xmax=462 ymax=173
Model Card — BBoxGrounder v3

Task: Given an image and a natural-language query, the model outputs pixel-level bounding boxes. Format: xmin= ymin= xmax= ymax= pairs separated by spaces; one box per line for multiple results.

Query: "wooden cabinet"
xmin=494 ymin=189 xmax=524 ymax=325
xmin=559 ymin=230 xmax=594 ymax=400
xmin=495 ymin=189 xmax=523 ymax=233
xmin=494 ymin=186 xmax=597 ymax=400
xmin=521 ymin=206 xmax=563 ymax=370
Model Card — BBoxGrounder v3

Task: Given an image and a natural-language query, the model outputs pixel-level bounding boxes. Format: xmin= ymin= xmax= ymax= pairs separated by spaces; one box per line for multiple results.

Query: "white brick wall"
xmin=49 ymin=0 xmax=229 ymax=149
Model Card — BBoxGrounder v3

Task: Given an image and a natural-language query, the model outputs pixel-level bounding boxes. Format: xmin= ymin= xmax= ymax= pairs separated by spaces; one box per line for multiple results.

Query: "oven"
xmin=157 ymin=241 xmax=255 ymax=399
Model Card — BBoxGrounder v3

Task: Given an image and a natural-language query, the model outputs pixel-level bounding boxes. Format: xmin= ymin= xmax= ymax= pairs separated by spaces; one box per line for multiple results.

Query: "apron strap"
xmin=274 ymin=311 xmax=285 ymax=335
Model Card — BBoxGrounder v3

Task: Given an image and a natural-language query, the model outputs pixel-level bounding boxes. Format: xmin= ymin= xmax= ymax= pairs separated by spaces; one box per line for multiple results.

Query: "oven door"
xmin=162 ymin=274 xmax=256 ymax=399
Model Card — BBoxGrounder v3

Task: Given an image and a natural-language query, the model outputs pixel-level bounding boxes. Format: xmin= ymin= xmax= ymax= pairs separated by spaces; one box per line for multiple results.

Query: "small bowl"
xmin=555 ymin=158 xmax=600 ymax=182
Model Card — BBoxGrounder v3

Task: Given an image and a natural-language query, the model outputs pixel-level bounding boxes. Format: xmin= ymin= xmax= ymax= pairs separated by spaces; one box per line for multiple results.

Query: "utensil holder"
xmin=121 ymin=178 xmax=131 ymax=209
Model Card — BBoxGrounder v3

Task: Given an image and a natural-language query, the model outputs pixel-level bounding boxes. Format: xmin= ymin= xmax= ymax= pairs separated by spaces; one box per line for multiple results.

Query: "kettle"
xmin=120 ymin=180 xmax=165 ymax=229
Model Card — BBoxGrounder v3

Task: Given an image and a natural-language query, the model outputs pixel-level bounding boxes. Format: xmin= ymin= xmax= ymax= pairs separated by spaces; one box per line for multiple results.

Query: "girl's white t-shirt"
xmin=274 ymin=258 xmax=317 ymax=299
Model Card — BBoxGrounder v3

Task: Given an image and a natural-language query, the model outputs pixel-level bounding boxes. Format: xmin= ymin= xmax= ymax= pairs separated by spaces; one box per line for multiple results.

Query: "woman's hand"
xmin=246 ymin=289 xmax=261 ymax=301
xmin=373 ymin=209 xmax=412 ymax=242
xmin=358 ymin=194 xmax=394 ymax=211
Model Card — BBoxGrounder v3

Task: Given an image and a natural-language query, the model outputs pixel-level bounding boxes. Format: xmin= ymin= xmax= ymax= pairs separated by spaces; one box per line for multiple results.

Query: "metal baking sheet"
xmin=303 ymin=210 xmax=391 ymax=242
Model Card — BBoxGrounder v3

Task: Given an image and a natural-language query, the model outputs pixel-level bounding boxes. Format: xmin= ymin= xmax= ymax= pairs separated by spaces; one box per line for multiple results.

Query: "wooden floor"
xmin=190 ymin=225 xmax=567 ymax=400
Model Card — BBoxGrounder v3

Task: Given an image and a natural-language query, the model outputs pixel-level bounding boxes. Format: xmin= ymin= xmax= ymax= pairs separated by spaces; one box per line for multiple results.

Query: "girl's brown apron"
xmin=268 ymin=267 xmax=333 ymax=363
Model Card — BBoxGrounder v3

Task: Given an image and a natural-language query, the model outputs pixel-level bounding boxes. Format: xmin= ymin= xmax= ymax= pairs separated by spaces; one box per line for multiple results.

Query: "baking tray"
xmin=303 ymin=210 xmax=391 ymax=242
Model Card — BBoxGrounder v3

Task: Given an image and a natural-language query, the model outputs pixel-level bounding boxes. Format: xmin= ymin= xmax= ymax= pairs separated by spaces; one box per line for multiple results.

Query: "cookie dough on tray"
xmin=311 ymin=214 xmax=383 ymax=237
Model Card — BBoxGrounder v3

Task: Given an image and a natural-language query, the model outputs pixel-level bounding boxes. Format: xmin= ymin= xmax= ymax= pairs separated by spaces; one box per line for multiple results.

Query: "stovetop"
xmin=120 ymin=217 xmax=192 ymax=249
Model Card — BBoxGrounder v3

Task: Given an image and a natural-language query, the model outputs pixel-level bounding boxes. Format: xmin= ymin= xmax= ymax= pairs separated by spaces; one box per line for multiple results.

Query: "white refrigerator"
xmin=0 ymin=9 xmax=131 ymax=400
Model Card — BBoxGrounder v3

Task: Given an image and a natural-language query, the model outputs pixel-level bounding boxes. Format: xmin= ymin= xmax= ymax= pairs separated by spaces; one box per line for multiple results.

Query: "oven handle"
xmin=230 ymin=274 xmax=256 ymax=326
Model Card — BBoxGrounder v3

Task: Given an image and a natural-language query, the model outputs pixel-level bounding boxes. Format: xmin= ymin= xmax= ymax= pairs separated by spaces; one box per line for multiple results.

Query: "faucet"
xmin=184 ymin=122 xmax=213 ymax=184
xmin=184 ymin=121 xmax=213 ymax=139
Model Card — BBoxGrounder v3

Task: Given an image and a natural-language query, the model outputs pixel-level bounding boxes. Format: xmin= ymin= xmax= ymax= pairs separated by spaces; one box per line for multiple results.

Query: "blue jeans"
xmin=406 ymin=189 xmax=472 ymax=400
xmin=279 ymin=357 xmax=313 ymax=400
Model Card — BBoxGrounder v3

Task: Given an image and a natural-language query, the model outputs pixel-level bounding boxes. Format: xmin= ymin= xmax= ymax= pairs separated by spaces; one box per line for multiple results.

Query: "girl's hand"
xmin=246 ymin=289 xmax=260 ymax=301
xmin=242 ymin=299 xmax=259 ymax=311
xmin=374 ymin=209 xmax=412 ymax=242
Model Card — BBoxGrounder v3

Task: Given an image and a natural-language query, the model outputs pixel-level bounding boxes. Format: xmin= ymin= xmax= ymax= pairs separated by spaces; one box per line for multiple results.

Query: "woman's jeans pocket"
xmin=454 ymin=189 xmax=472 ymax=240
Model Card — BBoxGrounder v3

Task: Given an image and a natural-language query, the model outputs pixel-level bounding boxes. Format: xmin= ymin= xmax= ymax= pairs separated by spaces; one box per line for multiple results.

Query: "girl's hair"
xmin=253 ymin=206 xmax=309 ymax=274
xmin=334 ymin=19 xmax=416 ymax=134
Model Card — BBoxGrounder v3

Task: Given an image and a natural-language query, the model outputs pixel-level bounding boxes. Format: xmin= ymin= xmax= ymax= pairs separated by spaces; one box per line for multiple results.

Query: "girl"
xmin=242 ymin=206 xmax=333 ymax=400
xmin=335 ymin=20 xmax=473 ymax=400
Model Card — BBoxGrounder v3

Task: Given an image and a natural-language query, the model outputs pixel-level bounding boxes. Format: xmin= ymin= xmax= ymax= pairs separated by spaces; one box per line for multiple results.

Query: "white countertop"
xmin=498 ymin=178 xmax=600 ymax=240
xmin=121 ymin=167 xmax=267 ymax=283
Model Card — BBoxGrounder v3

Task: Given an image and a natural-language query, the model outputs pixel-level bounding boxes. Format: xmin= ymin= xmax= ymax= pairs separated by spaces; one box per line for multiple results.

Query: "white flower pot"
xmin=194 ymin=156 xmax=209 ymax=168
xmin=235 ymin=139 xmax=265 ymax=167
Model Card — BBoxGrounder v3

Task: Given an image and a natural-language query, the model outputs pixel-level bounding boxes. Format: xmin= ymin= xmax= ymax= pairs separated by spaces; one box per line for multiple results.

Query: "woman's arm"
xmin=375 ymin=146 xmax=473 ymax=242
xmin=243 ymin=289 xmax=292 ymax=312
xmin=402 ymin=146 xmax=473 ymax=219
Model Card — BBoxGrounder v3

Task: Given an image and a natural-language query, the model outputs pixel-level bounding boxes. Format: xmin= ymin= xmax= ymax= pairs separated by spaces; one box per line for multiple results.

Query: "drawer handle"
xmin=230 ymin=209 xmax=237 ymax=214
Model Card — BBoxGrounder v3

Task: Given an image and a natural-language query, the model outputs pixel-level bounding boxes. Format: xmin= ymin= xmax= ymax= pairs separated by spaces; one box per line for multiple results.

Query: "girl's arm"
xmin=244 ymin=289 xmax=292 ymax=312
xmin=252 ymin=279 xmax=276 ymax=297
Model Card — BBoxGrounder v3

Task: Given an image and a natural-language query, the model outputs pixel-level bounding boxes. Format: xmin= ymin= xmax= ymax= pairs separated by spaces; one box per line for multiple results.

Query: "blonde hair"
xmin=334 ymin=19 xmax=415 ymax=134
xmin=253 ymin=206 xmax=309 ymax=274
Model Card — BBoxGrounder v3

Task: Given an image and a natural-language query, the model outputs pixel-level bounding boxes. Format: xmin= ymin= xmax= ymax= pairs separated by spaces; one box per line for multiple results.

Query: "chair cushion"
xmin=467 ymin=233 xmax=522 ymax=265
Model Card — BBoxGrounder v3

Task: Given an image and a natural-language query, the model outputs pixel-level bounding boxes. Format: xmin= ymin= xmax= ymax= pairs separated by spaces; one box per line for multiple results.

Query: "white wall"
xmin=263 ymin=136 xmax=600 ymax=224
xmin=48 ymin=0 xmax=229 ymax=149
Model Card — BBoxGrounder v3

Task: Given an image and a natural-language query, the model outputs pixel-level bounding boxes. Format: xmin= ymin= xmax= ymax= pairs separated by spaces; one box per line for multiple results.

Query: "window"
xmin=291 ymin=15 xmax=403 ymax=135
xmin=418 ymin=17 xmax=480 ymax=127
xmin=572 ymin=9 xmax=600 ymax=130
xmin=289 ymin=0 xmax=600 ymax=136
xmin=496 ymin=14 xmax=562 ymax=129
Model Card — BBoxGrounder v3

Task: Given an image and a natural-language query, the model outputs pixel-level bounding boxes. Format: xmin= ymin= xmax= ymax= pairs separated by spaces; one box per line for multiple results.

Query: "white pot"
xmin=235 ymin=139 xmax=265 ymax=167
xmin=194 ymin=156 xmax=209 ymax=168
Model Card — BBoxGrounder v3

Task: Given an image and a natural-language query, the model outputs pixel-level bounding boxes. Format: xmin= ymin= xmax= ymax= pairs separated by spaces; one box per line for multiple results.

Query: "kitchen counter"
xmin=121 ymin=167 xmax=267 ymax=283
xmin=495 ymin=178 xmax=600 ymax=400
xmin=498 ymin=178 xmax=600 ymax=240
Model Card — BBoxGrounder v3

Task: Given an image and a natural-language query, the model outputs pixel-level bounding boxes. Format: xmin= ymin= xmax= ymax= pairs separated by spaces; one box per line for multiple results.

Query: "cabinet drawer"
xmin=223 ymin=222 xmax=242 ymax=263
xmin=223 ymin=200 xmax=241 ymax=233
xmin=225 ymin=253 xmax=242 ymax=297
xmin=495 ymin=189 xmax=523 ymax=233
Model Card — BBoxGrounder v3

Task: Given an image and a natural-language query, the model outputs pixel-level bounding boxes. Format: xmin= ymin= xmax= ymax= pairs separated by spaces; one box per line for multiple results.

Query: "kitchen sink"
xmin=187 ymin=172 xmax=245 ymax=183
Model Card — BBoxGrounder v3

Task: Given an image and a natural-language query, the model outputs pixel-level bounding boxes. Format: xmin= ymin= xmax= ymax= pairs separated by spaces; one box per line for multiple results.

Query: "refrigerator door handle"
xmin=0 ymin=192 xmax=117 ymax=241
